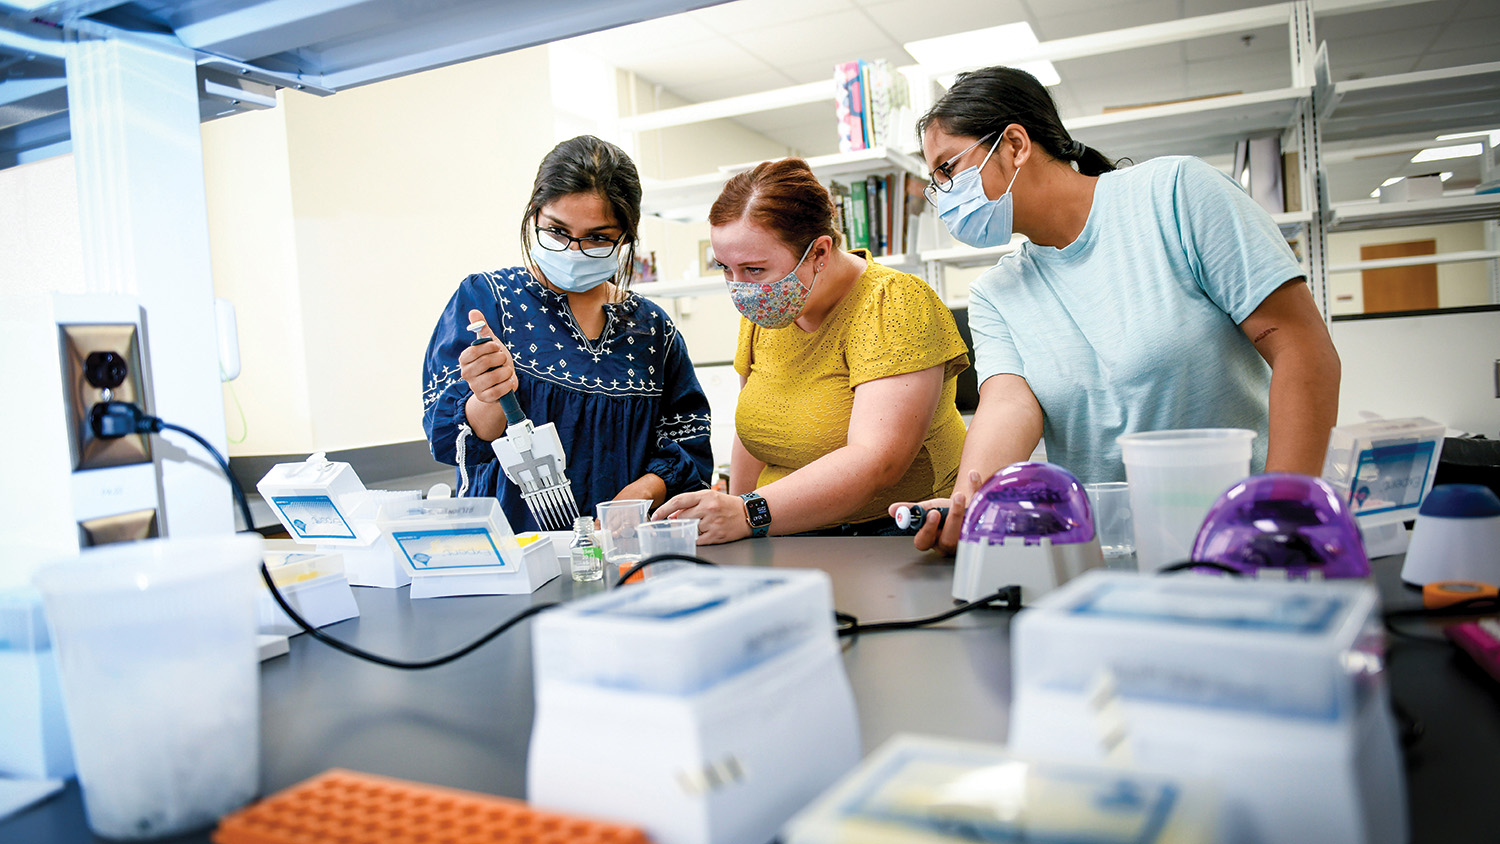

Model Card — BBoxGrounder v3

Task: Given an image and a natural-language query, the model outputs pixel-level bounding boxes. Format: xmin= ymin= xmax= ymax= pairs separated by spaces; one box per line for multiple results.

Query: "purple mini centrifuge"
xmin=954 ymin=462 xmax=1105 ymax=602
xmin=1191 ymin=473 xmax=1369 ymax=579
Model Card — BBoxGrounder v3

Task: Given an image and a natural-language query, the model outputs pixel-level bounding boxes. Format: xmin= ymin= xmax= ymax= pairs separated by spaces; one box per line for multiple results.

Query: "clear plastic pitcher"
xmin=1118 ymin=429 xmax=1256 ymax=573
xmin=33 ymin=535 xmax=264 ymax=840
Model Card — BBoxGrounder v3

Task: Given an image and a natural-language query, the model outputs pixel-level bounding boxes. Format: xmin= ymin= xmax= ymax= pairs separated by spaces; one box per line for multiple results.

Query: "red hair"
xmin=709 ymin=158 xmax=843 ymax=253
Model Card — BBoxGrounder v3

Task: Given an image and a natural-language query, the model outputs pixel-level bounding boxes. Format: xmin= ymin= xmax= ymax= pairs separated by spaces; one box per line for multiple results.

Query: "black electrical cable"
xmin=97 ymin=403 xmax=559 ymax=670
xmin=1382 ymin=595 xmax=1500 ymax=640
xmin=837 ymin=585 xmax=1022 ymax=638
xmin=612 ymin=553 xmax=717 ymax=587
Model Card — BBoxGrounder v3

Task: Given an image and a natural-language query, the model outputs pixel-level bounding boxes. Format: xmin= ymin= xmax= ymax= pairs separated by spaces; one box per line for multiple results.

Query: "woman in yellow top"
xmin=654 ymin=158 xmax=969 ymax=543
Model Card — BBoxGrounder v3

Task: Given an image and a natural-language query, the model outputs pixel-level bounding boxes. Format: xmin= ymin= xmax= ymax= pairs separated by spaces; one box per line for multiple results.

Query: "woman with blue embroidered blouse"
xmin=422 ymin=135 xmax=713 ymax=532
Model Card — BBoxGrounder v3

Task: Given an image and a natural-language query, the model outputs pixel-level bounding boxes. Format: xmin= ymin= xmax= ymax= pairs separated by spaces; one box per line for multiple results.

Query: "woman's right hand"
xmin=459 ymin=308 xmax=519 ymax=402
xmin=890 ymin=489 xmax=970 ymax=557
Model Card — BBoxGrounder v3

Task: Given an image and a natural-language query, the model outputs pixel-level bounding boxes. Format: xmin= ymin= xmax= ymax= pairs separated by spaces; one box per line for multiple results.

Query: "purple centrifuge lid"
xmin=1191 ymin=473 xmax=1369 ymax=578
xmin=961 ymin=462 xmax=1095 ymax=546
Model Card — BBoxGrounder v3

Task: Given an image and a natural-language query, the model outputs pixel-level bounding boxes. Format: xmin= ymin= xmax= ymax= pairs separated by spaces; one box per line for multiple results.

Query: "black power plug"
xmin=90 ymin=401 xmax=161 ymax=439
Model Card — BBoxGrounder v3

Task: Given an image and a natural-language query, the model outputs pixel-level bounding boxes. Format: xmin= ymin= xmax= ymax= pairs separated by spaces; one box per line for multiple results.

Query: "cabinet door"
xmin=1360 ymin=239 xmax=1437 ymax=313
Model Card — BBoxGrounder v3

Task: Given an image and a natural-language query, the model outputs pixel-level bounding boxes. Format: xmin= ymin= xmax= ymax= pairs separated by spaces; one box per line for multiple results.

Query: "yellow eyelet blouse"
xmin=733 ymin=252 xmax=970 ymax=527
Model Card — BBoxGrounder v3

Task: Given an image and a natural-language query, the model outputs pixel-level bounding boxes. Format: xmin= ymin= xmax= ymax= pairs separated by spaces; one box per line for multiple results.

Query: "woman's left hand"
xmin=653 ymin=490 xmax=751 ymax=545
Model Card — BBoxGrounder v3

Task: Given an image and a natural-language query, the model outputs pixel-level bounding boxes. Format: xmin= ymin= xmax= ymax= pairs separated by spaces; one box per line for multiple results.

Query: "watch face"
xmin=745 ymin=495 xmax=771 ymax=527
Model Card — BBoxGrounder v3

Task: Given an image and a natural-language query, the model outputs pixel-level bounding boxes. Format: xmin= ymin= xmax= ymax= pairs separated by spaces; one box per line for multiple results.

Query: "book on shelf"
xmin=847 ymin=179 xmax=871 ymax=250
xmin=833 ymin=58 xmax=913 ymax=155
xmin=833 ymin=61 xmax=866 ymax=153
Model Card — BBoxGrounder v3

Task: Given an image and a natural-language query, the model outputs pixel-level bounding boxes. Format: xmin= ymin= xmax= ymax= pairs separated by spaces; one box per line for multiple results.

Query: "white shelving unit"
xmin=627 ymin=0 xmax=1498 ymax=314
xmin=1330 ymin=193 xmax=1500 ymax=232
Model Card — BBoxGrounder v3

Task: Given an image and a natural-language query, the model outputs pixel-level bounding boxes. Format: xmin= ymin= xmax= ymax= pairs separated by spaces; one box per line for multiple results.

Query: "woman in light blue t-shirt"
xmin=896 ymin=66 xmax=1342 ymax=555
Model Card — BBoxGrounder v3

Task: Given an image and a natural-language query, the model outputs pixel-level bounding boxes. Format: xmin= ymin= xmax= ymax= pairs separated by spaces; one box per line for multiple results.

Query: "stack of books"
xmin=829 ymin=172 xmax=926 ymax=258
xmin=834 ymin=59 xmax=911 ymax=153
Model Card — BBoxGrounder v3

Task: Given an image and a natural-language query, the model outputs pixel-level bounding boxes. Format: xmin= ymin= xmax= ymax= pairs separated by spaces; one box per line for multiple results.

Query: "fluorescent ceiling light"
xmin=1412 ymin=143 xmax=1483 ymax=163
xmin=1436 ymin=129 xmax=1499 ymax=147
xmin=1369 ymin=188 xmax=1380 ymax=198
xmin=1440 ymin=171 xmax=1453 ymax=181
xmin=1381 ymin=177 xmax=1403 ymax=186
xmin=906 ymin=23 xmax=1061 ymax=87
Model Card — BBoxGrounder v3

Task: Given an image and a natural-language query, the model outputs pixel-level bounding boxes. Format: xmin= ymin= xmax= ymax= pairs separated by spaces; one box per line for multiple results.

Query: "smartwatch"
xmin=741 ymin=492 xmax=771 ymax=538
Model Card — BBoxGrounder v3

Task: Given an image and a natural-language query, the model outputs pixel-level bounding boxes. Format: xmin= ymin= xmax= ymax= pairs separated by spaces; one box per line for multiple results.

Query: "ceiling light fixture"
xmin=1381 ymin=177 xmax=1403 ymax=186
xmin=1412 ymin=143 xmax=1483 ymax=163
xmin=905 ymin=23 xmax=1061 ymax=87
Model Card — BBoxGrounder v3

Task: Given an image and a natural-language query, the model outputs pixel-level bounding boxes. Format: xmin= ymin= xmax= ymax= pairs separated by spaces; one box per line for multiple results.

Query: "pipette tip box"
xmin=211 ymin=768 xmax=651 ymax=844
xmin=376 ymin=498 xmax=560 ymax=597
xmin=256 ymin=547 xmax=359 ymax=636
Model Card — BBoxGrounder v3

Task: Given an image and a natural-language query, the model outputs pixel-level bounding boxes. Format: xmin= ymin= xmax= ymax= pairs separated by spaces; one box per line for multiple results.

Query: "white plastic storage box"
xmin=784 ymin=734 xmax=1221 ymax=844
xmin=533 ymin=566 xmax=834 ymax=694
xmin=0 ymin=588 xmax=75 ymax=779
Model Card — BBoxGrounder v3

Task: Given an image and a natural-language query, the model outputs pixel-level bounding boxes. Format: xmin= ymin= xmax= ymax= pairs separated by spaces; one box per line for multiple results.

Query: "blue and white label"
xmin=1348 ymin=441 xmax=1435 ymax=517
xmin=271 ymin=495 xmax=356 ymax=540
xmin=838 ymin=747 xmax=1180 ymax=843
xmin=392 ymin=528 xmax=514 ymax=574
xmin=1070 ymin=582 xmax=1345 ymax=635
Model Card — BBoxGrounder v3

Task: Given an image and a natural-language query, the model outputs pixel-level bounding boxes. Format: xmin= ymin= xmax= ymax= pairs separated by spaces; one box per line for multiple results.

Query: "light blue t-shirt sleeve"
xmin=968 ymin=275 xmax=1023 ymax=387
xmin=1172 ymin=157 xmax=1306 ymax=323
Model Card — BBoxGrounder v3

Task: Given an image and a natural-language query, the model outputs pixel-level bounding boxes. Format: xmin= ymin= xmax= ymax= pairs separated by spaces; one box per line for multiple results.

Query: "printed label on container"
xmin=392 ymin=528 xmax=514 ymax=574
xmin=271 ymin=495 xmax=356 ymax=540
xmin=1348 ymin=441 xmax=1436 ymax=516
xmin=1070 ymin=582 xmax=1345 ymax=635
xmin=838 ymin=747 xmax=1180 ymax=843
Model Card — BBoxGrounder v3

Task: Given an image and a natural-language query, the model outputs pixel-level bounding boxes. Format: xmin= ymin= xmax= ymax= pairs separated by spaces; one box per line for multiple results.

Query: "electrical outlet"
xmin=58 ymin=323 xmax=152 ymax=471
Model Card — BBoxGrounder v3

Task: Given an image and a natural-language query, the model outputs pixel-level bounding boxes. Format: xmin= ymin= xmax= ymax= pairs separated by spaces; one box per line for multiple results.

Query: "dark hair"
xmin=708 ymin=158 xmax=843 ymax=255
xmin=917 ymin=66 xmax=1117 ymax=177
xmin=521 ymin=135 xmax=642 ymax=292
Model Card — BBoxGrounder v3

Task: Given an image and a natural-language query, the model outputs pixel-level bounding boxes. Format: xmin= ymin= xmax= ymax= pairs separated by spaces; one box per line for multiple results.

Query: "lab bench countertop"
xmin=4 ymin=538 xmax=1498 ymax=843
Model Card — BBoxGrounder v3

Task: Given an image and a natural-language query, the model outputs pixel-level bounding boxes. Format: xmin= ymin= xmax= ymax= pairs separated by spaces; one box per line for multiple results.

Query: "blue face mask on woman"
xmin=529 ymin=242 xmax=619 ymax=293
xmin=932 ymin=137 xmax=1021 ymax=249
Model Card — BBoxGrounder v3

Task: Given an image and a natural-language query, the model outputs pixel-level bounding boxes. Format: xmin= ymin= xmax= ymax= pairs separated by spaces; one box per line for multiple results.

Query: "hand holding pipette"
xmin=460 ymin=309 xmax=519 ymax=403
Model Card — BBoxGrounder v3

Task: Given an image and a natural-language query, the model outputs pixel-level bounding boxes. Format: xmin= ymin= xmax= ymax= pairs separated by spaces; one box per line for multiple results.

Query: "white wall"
xmin=1327 ymin=221 xmax=1493 ymax=315
xmin=1330 ymin=309 xmax=1499 ymax=437
xmin=626 ymin=74 xmax=793 ymax=365
xmin=204 ymin=46 xmax=556 ymax=456
xmin=0 ymin=155 xmax=90 ymax=587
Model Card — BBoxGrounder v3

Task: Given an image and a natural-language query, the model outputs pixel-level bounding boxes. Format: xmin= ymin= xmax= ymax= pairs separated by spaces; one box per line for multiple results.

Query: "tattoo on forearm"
xmin=1252 ymin=326 xmax=1279 ymax=344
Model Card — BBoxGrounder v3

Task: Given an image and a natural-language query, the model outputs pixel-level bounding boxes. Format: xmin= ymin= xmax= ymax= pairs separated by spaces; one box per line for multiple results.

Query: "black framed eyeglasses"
xmin=923 ymin=132 xmax=999 ymax=205
xmin=535 ymin=226 xmax=624 ymax=258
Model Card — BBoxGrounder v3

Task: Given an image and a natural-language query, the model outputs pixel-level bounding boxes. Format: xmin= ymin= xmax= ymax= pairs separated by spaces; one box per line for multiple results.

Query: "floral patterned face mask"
xmin=726 ymin=239 xmax=817 ymax=330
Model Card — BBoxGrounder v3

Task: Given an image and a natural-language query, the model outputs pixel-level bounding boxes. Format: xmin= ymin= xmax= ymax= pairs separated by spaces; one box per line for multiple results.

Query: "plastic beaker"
xmin=33 ymin=535 xmax=264 ymax=840
xmin=638 ymin=519 xmax=700 ymax=577
xmin=1118 ymin=429 xmax=1256 ymax=573
xmin=596 ymin=500 xmax=651 ymax=576
xmin=1085 ymin=482 xmax=1135 ymax=566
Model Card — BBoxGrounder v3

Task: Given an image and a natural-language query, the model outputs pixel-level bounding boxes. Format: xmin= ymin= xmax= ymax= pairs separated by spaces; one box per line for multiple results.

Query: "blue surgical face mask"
xmin=933 ymin=138 xmax=1021 ymax=249
xmin=529 ymin=242 xmax=618 ymax=293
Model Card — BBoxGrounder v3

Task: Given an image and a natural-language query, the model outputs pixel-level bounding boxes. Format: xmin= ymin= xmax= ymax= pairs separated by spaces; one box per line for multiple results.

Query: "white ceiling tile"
xmin=1033 ymin=0 xmax=1181 ymax=40
xmin=561 ymin=14 xmax=721 ymax=55
xmin=1316 ymin=1 xmax=1462 ymax=40
xmin=859 ymin=0 xmax=1030 ymax=44
xmin=1179 ymin=0 xmax=1272 ymax=16
xmin=1053 ymin=43 xmax=1188 ymax=79
xmin=623 ymin=37 xmax=774 ymax=85
xmin=690 ymin=0 xmax=857 ymax=34
xmin=731 ymin=9 xmax=894 ymax=56
xmin=1324 ymin=27 xmax=1447 ymax=66
xmin=1414 ymin=44 xmax=1500 ymax=70
xmin=1426 ymin=14 xmax=1500 ymax=52
xmin=1181 ymin=26 xmax=1289 ymax=62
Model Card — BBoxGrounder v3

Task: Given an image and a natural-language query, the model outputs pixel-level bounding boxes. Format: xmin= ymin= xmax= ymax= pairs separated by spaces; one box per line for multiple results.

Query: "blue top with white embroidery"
xmin=422 ymin=267 xmax=713 ymax=532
